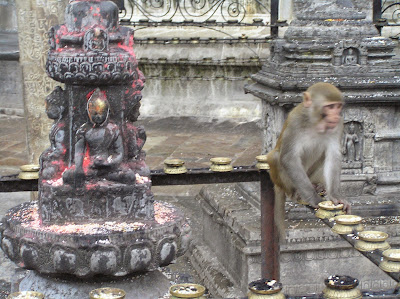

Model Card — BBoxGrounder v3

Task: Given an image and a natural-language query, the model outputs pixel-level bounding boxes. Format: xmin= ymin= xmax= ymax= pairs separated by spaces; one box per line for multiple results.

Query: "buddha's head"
xmin=87 ymin=88 xmax=110 ymax=126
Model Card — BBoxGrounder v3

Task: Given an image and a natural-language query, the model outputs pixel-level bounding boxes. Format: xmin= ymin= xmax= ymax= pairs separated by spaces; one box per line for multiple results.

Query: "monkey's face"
xmin=321 ymin=102 xmax=343 ymax=131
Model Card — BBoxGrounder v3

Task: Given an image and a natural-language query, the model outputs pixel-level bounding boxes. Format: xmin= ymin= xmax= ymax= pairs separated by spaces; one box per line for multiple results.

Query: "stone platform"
xmin=193 ymin=182 xmax=400 ymax=297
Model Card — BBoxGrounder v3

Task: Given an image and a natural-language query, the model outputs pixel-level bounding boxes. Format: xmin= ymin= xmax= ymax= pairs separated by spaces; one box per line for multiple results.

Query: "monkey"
xmin=266 ymin=82 xmax=351 ymax=238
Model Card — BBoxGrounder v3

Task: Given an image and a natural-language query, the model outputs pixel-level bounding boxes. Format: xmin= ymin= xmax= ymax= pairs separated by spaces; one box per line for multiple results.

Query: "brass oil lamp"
xmin=7 ymin=291 xmax=44 ymax=299
xmin=315 ymin=201 xmax=345 ymax=220
xmin=255 ymin=155 xmax=270 ymax=170
xmin=331 ymin=215 xmax=364 ymax=235
xmin=322 ymin=275 xmax=362 ymax=299
xmin=169 ymin=283 xmax=206 ymax=299
xmin=210 ymin=157 xmax=233 ymax=172
xmin=18 ymin=164 xmax=40 ymax=180
xmin=247 ymin=279 xmax=285 ymax=299
xmin=355 ymin=230 xmax=390 ymax=252
xmin=379 ymin=249 xmax=400 ymax=272
xmin=164 ymin=159 xmax=187 ymax=174
xmin=89 ymin=287 xmax=126 ymax=299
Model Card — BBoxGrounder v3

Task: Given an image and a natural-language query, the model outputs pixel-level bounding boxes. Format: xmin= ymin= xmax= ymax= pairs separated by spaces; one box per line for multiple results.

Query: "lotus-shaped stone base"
xmin=0 ymin=201 xmax=191 ymax=277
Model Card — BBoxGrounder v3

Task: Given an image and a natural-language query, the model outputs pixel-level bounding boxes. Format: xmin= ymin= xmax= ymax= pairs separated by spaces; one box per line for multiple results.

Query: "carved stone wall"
xmin=15 ymin=0 xmax=67 ymax=163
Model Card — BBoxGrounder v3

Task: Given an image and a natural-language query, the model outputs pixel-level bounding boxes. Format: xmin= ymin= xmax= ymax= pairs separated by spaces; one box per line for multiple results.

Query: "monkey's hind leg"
xmin=274 ymin=186 xmax=287 ymax=241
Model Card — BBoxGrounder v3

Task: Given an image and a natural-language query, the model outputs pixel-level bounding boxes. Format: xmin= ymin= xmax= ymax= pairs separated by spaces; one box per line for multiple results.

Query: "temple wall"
xmin=133 ymin=36 xmax=269 ymax=121
xmin=12 ymin=0 xmax=67 ymax=163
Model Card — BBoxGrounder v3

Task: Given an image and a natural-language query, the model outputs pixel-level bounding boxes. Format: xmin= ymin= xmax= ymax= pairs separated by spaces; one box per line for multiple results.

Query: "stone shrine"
xmin=192 ymin=0 xmax=400 ymax=297
xmin=0 ymin=0 xmax=190 ymax=289
xmin=245 ymin=0 xmax=400 ymax=204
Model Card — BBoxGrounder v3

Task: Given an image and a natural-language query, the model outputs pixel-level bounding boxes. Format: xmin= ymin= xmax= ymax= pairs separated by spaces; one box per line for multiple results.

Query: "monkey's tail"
xmin=274 ymin=186 xmax=287 ymax=241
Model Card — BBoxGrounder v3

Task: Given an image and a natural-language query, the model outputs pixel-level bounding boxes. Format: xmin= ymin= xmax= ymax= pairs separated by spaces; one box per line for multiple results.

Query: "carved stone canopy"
xmin=245 ymin=0 xmax=400 ymax=105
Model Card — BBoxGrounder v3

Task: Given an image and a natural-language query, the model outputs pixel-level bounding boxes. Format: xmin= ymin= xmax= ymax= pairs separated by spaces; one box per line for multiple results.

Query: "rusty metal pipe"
xmin=260 ymin=170 xmax=280 ymax=280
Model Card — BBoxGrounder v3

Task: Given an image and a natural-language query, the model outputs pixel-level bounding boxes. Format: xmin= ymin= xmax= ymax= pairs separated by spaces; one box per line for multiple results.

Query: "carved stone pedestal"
xmin=1 ymin=201 xmax=190 ymax=277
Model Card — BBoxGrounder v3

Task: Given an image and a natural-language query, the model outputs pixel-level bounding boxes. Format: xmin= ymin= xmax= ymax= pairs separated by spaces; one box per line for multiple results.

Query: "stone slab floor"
xmin=0 ymin=114 xmax=262 ymax=298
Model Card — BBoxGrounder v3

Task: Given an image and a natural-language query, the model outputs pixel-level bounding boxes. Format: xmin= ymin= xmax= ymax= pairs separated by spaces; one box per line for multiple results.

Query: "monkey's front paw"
xmin=306 ymin=196 xmax=321 ymax=209
xmin=331 ymin=198 xmax=351 ymax=214
xmin=340 ymin=200 xmax=351 ymax=214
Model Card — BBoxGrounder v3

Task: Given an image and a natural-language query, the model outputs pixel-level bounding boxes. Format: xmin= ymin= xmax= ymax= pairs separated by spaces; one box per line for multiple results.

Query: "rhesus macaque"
xmin=266 ymin=82 xmax=350 ymax=237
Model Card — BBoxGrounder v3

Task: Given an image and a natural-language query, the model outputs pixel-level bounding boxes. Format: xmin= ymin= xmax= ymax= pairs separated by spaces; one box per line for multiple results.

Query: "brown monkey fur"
xmin=266 ymin=82 xmax=350 ymax=239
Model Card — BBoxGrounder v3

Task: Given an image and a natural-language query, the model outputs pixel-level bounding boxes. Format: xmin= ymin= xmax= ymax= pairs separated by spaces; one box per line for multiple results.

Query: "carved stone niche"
xmin=333 ymin=41 xmax=368 ymax=66
xmin=342 ymin=121 xmax=363 ymax=169
xmin=340 ymin=108 xmax=378 ymax=197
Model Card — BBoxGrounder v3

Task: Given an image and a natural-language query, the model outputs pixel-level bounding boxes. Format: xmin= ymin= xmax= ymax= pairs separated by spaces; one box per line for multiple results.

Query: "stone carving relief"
xmin=342 ymin=47 xmax=360 ymax=65
xmin=341 ymin=109 xmax=377 ymax=175
xmin=362 ymin=174 xmax=377 ymax=195
xmin=63 ymin=89 xmax=123 ymax=185
xmin=362 ymin=121 xmax=375 ymax=174
xmin=47 ymin=23 xmax=138 ymax=85
xmin=38 ymin=85 xmax=154 ymax=223
xmin=40 ymin=86 xmax=67 ymax=180
xmin=343 ymin=122 xmax=361 ymax=163
xmin=1 ymin=0 xmax=190 ymax=280
xmin=270 ymin=40 xmax=285 ymax=64
xmin=333 ymin=40 xmax=367 ymax=67
xmin=342 ymin=121 xmax=362 ymax=168
xmin=84 ymin=27 xmax=109 ymax=52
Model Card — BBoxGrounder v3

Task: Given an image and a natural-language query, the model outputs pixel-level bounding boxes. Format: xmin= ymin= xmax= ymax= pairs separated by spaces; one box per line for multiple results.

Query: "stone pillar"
xmin=15 ymin=0 xmax=67 ymax=163
xmin=0 ymin=0 xmax=18 ymax=31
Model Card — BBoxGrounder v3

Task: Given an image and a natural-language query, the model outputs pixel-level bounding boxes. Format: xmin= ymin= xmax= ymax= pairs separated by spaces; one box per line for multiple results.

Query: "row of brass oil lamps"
xmin=17 ymin=155 xmax=268 ymax=178
xmin=316 ymin=199 xmax=400 ymax=273
xmin=3 ymin=277 xmax=362 ymax=298
xmin=163 ymin=155 xmax=269 ymax=174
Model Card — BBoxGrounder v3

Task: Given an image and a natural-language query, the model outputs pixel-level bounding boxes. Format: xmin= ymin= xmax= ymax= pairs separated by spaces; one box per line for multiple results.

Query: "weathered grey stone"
xmin=191 ymin=3 xmax=400 ymax=296
xmin=0 ymin=0 xmax=18 ymax=32
xmin=14 ymin=0 xmax=66 ymax=163
xmin=0 ymin=31 xmax=23 ymax=116
xmin=193 ymin=183 xmax=400 ymax=297
xmin=1 ymin=201 xmax=189 ymax=277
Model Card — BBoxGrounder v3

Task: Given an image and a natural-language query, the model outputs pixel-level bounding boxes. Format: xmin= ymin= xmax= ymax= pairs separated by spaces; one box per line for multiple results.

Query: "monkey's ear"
xmin=303 ymin=92 xmax=312 ymax=108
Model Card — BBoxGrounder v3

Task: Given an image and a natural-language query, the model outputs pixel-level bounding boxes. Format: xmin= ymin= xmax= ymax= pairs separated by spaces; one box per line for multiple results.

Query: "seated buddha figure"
xmin=63 ymin=89 xmax=123 ymax=186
